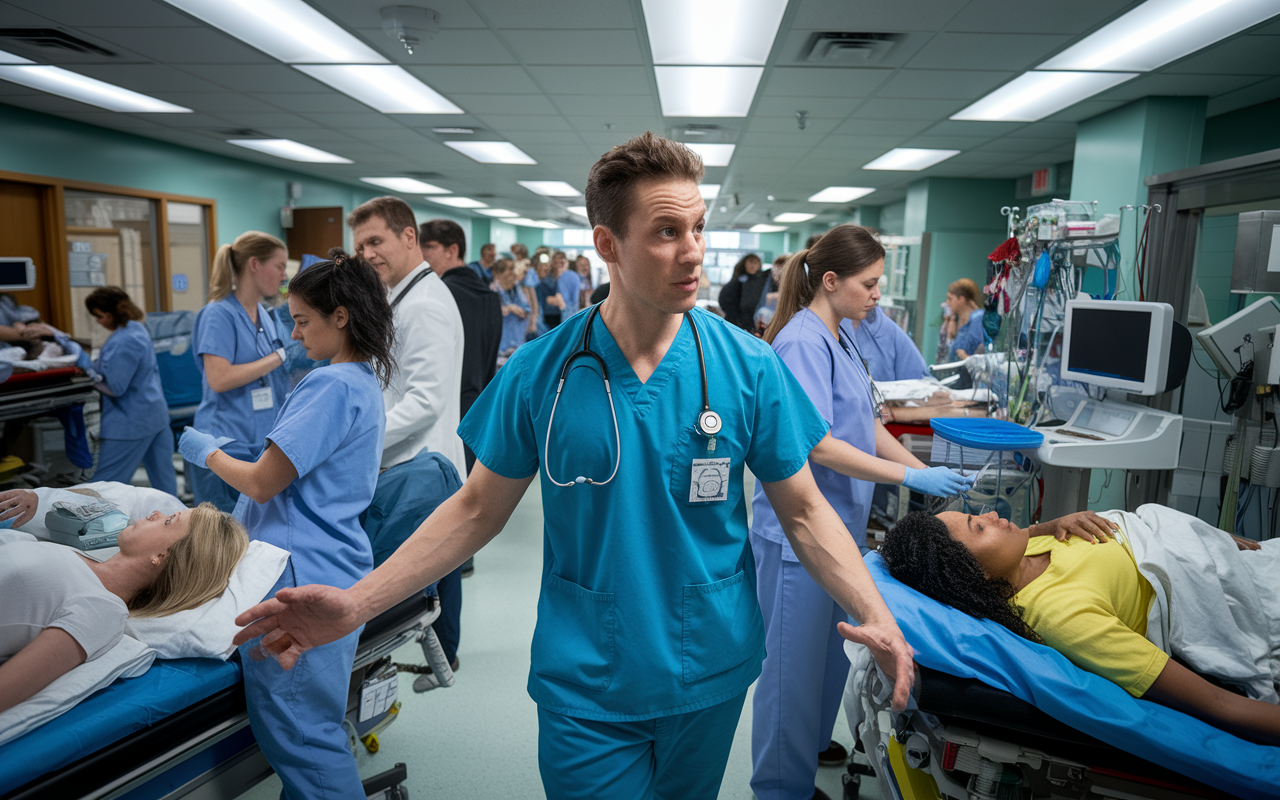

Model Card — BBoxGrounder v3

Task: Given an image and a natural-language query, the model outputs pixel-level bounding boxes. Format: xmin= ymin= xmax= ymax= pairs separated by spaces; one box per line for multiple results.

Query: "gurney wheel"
xmin=362 ymin=733 xmax=381 ymax=754
xmin=841 ymin=772 xmax=861 ymax=800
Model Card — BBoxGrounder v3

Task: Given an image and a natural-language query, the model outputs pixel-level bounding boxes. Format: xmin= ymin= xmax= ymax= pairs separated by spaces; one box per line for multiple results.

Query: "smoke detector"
xmin=381 ymin=6 xmax=440 ymax=55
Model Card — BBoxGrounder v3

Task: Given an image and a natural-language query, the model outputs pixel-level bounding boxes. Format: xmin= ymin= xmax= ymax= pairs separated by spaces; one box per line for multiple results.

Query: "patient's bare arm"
xmin=0 ymin=627 xmax=87 ymax=713
xmin=1144 ymin=658 xmax=1280 ymax=746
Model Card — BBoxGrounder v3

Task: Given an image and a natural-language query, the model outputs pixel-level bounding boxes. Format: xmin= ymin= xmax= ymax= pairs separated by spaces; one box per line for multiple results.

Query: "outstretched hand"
xmin=232 ymin=584 xmax=363 ymax=670
xmin=838 ymin=619 xmax=916 ymax=712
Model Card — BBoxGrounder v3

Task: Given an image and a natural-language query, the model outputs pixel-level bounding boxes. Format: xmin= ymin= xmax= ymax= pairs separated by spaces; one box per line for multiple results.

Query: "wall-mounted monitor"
xmin=1060 ymin=298 xmax=1174 ymax=396
xmin=0 ymin=258 xmax=36 ymax=291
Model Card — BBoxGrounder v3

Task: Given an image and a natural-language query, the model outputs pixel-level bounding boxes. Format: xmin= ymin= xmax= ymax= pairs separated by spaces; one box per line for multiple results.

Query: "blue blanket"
xmin=864 ymin=552 xmax=1280 ymax=799
xmin=0 ymin=658 xmax=242 ymax=793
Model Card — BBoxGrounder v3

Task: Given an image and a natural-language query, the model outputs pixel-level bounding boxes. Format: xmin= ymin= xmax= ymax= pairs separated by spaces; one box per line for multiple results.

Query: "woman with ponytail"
xmin=750 ymin=224 xmax=971 ymax=800
xmin=189 ymin=232 xmax=290 ymax=512
xmin=179 ymin=249 xmax=394 ymax=799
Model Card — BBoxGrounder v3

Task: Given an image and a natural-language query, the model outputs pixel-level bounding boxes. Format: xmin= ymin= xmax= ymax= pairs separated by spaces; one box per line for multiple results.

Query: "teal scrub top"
xmin=459 ymin=308 xmax=828 ymax=721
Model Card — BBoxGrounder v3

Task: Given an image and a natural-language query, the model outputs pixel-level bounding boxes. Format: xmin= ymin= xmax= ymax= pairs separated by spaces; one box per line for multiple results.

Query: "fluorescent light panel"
xmin=429 ymin=196 xmax=488 ymax=209
xmin=518 ymin=180 xmax=579 ymax=197
xmin=444 ymin=141 xmax=537 ymax=165
xmin=699 ymin=184 xmax=721 ymax=199
xmin=508 ymin=218 xmax=560 ymax=229
xmin=361 ymin=177 xmax=450 ymax=194
xmin=655 ymin=66 xmax=763 ymax=117
xmin=809 ymin=186 xmax=875 ymax=203
xmin=0 ymin=66 xmax=191 ymax=112
xmin=863 ymin=148 xmax=960 ymax=171
xmin=951 ymin=71 xmax=1137 ymax=122
xmin=295 ymin=65 xmax=461 ymax=114
xmin=159 ymin=0 xmax=386 ymax=64
xmin=1039 ymin=0 xmax=1280 ymax=72
xmin=566 ymin=206 xmax=589 ymax=217
xmin=641 ymin=0 xmax=788 ymax=66
xmin=685 ymin=143 xmax=735 ymax=167
xmin=0 ymin=49 xmax=32 ymax=64
xmin=774 ymin=213 xmax=815 ymax=223
xmin=750 ymin=224 xmax=787 ymax=233
xmin=228 ymin=139 xmax=351 ymax=163
xmin=476 ymin=208 xmax=519 ymax=218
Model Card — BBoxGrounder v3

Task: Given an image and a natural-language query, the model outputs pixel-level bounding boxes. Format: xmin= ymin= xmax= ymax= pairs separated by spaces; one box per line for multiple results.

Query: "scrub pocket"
xmin=682 ymin=569 xmax=765 ymax=684
xmin=668 ymin=424 xmax=736 ymax=507
xmin=531 ymin=573 xmax=617 ymax=692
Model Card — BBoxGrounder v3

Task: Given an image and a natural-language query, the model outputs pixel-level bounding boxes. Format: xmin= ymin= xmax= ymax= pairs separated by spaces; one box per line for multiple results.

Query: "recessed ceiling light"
xmin=294 ymin=65 xmax=461 ymax=114
xmin=227 ymin=138 xmax=351 ymax=163
xmin=699 ymin=184 xmax=721 ymax=199
xmin=685 ymin=143 xmax=735 ymax=167
xmin=808 ymin=186 xmax=875 ymax=203
xmin=0 ymin=49 xmax=32 ymax=64
xmin=476 ymin=208 xmax=519 ymax=218
xmin=518 ymin=180 xmax=579 ymax=197
xmin=0 ymin=66 xmax=192 ymax=113
xmin=428 ymin=196 xmax=488 ymax=209
xmin=432 ymin=127 xmax=474 ymax=134
xmin=950 ymin=71 xmax=1137 ymax=122
xmin=566 ymin=206 xmax=589 ymax=217
xmin=1039 ymin=0 xmax=1280 ymax=72
xmin=361 ymin=177 xmax=450 ymax=194
xmin=507 ymin=218 xmax=560 ymax=229
xmin=444 ymin=141 xmax=537 ymax=165
xmin=641 ymin=0 xmax=788 ymax=66
xmin=750 ymin=224 xmax=787 ymax=233
xmin=863 ymin=148 xmax=961 ymax=171
xmin=774 ymin=213 xmax=815 ymax=223
xmin=655 ymin=66 xmax=763 ymax=117
xmin=159 ymin=0 xmax=386 ymax=64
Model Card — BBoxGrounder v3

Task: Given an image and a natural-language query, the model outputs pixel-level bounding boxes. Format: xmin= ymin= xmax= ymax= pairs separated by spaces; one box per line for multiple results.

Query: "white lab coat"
xmin=381 ymin=262 xmax=467 ymax=477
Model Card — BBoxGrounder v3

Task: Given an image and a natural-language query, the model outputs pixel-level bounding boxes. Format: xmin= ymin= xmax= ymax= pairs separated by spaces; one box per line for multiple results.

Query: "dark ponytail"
xmin=763 ymin=224 xmax=885 ymax=344
xmin=287 ymin=248 xmax=396 ymax=388
xmin=85 ymin=286 xmax=145 ymax=329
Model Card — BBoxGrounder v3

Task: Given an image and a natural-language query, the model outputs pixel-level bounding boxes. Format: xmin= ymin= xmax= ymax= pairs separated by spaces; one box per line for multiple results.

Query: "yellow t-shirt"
xmin=1013 ymin=526 xmax=1168 ymax=697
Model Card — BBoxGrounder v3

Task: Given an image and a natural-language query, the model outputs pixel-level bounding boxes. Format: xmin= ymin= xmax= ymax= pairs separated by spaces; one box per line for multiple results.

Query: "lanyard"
xmin=391 ymin=267 xmax=432 ymax=310
xmin=837 ymin=328 xmax=883 ymax=421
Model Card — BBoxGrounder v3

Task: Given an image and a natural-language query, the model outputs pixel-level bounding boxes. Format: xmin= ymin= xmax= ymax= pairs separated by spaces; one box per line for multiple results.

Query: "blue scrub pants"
xmin=537 ymin=691 xmax=746 ymax=800
xmin=241 ymin=627 xmax=364 ymax=800
xmin=750 ymin=532 xmax=852 ymax=800
xmin=95 ymin=429 xmax=177 ymax=496
xmin=432 ymin=563 xmax=462 ymax=664
xmin=187 ymin=459 xmax=240 ymax=512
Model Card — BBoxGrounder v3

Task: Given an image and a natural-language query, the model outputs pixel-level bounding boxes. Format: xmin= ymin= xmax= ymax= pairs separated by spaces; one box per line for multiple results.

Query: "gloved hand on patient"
xmin=902 ymin=466 xmax=973 ymax=497
xmin=179 ymin=426 xmax=234 ymax=467
xmin=51 ymin=333 xmax=95 ymax=376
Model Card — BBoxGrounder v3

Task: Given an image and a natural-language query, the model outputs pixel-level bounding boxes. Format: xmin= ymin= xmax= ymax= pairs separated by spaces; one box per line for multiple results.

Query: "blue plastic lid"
xmin=929 ymin=418 xmax=1044 ymax=451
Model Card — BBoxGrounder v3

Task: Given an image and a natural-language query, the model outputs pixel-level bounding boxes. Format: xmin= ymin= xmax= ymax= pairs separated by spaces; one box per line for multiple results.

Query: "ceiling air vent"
xmin=0 ymin=29 xmax=115 ymax=57
xmin=801 ymin=32 xmax=899 ymax=64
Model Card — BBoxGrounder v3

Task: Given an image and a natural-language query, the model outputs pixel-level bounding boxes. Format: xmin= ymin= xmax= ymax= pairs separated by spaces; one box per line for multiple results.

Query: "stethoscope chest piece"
xmin=697 ymin=409 xmax=722 ymax=437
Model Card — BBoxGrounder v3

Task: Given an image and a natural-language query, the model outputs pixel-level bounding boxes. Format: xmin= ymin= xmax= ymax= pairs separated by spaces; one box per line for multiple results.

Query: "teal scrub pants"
xmin=537 ymin=691 xmax=747 ymax=800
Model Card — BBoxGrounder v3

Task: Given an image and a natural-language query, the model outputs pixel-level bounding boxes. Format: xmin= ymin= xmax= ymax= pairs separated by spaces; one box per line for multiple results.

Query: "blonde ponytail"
xmin=209 ymin=231 xmax=286 ymax=302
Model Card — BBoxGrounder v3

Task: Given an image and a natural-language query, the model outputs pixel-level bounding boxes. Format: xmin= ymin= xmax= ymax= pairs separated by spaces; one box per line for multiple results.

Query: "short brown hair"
xmin=85 ymin=286 xmax=145 ymax=328
xmin=348 ymin=196 xmax=417 ymax=240
xmin=949 ymin=278 xmax=981 ymax=304
xmin=585 ymin=131 xmax=704 ymax=238
xmin=419 ymin=218 xmax=466 ymax=259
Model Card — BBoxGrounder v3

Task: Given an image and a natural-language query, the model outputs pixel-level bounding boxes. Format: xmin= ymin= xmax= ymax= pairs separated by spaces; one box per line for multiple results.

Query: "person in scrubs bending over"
xmin=188 ymin=232 xmax=290 ymax=511
xmin=751 ymin=225 xmax=971 ymax=800
xmin=232 ymin=133 xmax=915 ymax=800
xmin=180 ymin=251 xmax=394 ymax=799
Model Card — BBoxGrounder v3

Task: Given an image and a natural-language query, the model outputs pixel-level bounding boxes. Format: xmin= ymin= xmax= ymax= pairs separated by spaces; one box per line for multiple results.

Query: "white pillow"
xmin=125 ymin=540 xmax=289 ymax=660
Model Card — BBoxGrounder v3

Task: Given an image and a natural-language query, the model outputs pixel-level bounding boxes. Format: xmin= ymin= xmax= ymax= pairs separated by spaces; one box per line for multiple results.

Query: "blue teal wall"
xmin=1201 ymin=97 xmax=1280 ymax=164
xmin=878 ymin=200 xmax=906 ymax=236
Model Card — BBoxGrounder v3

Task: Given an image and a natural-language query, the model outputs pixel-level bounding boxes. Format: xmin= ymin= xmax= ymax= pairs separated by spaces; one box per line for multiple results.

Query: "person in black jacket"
xmin=717 ymin=253 xmax=768 ymax=332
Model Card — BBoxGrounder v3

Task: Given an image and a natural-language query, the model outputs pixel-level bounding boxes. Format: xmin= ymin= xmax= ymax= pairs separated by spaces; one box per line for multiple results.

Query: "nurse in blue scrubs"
xmin=189 ymin=231 xmax=291 ymax=512
xmin=80 ymin=287 xmax=176 ymax=495
xmin=751 ymin=224 xmax=970 ymax=800
xmin=843 ymin=305 xmax=929 ymax=381
xmin=180 ymin=251 xmax=394 ymax=799
xmin=946 ymin=277 xmax=986 ymax=361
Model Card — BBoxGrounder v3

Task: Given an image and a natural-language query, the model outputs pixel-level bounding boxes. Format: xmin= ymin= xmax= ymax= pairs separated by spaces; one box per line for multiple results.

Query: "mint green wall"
xmin=1201 ymin=97 xmax=1280 ymax=164
xmin=878 ymin=201 xmax=906 ymax=236
xmin=0 ymin=102 xmax=471 ymax=257
xmin=468 ymin=218 xmax=492 ymax=261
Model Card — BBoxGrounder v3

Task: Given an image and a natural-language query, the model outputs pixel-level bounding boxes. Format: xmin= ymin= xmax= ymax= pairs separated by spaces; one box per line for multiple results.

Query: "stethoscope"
xmin=544 ymin=305 xmax=720 ymax=488
xmin=836 ymin=326 xmax=885 ymax=420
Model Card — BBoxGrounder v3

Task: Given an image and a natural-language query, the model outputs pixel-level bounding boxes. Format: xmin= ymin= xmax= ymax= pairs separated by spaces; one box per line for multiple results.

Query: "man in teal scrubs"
xmin=234 ymin=132 xmax=915 ymax=799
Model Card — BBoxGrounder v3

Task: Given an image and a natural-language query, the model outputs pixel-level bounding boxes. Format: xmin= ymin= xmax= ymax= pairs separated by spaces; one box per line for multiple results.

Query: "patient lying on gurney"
xmin=881 ymin=506 xmax=1280 ymax=745
xmin=0 ymin=499 xmax=247 ymax=714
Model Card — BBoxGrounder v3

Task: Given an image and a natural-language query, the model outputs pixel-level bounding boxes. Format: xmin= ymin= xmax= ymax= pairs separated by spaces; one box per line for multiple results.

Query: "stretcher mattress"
xmin=862 ymin=552 xmax=1280 ymax=800
xmin=0 ymin=657 xmax=242 ymax=793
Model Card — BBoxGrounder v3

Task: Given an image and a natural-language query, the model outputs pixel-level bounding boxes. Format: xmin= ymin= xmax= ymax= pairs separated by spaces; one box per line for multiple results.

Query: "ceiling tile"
xmin=874 ymin=69 xmax=1016 ymax=100
xmin=251 ymin=92 xmax=380 ymax=114
xmin=761 ymin=67 xmax=892 ymax=98
xmin=506 ymin=130 xmax=586 ymax=145
xmin=975 ymin=137 xmax=1073 ymax=154
xmin=265 ymin=128 xmax=364 ymax=144
xmin=833 ymin=118 xmax=932 ymax=137
xmin=468 ymin=0 xmax=635 ymax=29
xmin=747 ymin=115 xmax=840 ymax=135
xmin=566 ymin=114 xmax=663 ymax=133
xmin=160 ymin=93 xmax=283 ymax=114
xmin=61 ymin=63 xmax=225 ymax=93
xmin=527 ymin=66 xmax=650 ymax=95
xmin=1207 ymin=75 xmax=1280 ymax=116
xmin=448 ymin=93 xmax=556 ymax=115
xmin=773 ymin=30 xmax=931 ymax=69
xmin=4 ymin=0 xmax=197 ymax=26
xmin=504 ymin=30 xmax=644 ymax=65
xmin=1042 ymin=99 xmax=1126 ymax=122
xmin=551 ymin=93 xmax=660 ymax=116
xmin=301 ymin=112 xmax=407 ymax=129
xmin=853 ymin=98 xmax=967 ymax=119
xmin=789 ymin=0 xmax=970 ymax=32
xmin=907 ymin=33 xmax=1072 ymax=71
xmin=130 ymin=111 xmax=241 ymax=129
xmin=1099 ymin=73 xmax=1266 ymax=102
xmin=409 ymin=65 xmax=540 ymax=94
xmin=180 ymin=65 xmax=334 ymax=93
xmin=0 ymin=3 xmax=60 ymax=25
xmin=1001 ymin=121 xmax=1076 ymax=138
xmin=477 ymin=114 xmax=574 ymax=132
xmin=351 ymin=27 xmax=517 ymax=64
xmin=308 ymin=0 xmax=488 ymax=30
xmin=945 ymin=0 xmax=1129 ymax=35
xmin=739 ymin=131 xmax=821 ymax=148
xmin=78 ymin=26 xmax=273 ymax=64
xmin=208 ymin=111 xmax=326 ymax=129
xmin=1164 ymin=34 xmax=1280 ymax=75
xmin=899 ymin=135 xmax=994 ymax=149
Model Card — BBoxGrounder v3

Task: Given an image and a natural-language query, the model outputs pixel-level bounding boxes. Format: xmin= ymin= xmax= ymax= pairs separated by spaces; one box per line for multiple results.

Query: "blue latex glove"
xmin=56 ymin=335 xmax=94 ymax=373
xmin=903 ymin=466 xmax=973 ymax=497
xmin=179 ymin=426 xmax=234 ymax=468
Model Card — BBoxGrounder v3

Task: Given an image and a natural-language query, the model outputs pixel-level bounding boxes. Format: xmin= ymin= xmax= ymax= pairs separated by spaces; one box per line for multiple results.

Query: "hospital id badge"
xmin=688 ymin=458 xmax=730 ymax=503
xmin=251 ymin=386 xmax=274 ymax=411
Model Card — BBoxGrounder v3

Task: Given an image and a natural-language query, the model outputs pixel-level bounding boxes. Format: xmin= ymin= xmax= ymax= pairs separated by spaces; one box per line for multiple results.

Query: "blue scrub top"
xmin=498 ymin=284 xmax=530 ymax=354
xmin=754 ymin=308 xmax=876 ymax=560
xmin=192 ymin=296 xmax=290 ymax=461
xmin=949 ymin=309 xmax=986 ymax=362
xmin=234 ymin=362 xmax=385 ymax=588
xmin=95 ymin=320 xmax=169 ymax=441
xmin=557 ymin=270 xmax=581 ymax=317
xmin=459 ymin=308 xmax=827 ymax=721
xmin=843 ymin=308 xmax=929 ymax=382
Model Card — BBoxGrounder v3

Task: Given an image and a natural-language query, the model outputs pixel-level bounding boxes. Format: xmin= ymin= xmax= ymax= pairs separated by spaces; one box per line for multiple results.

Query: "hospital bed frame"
xmin=1 ymin=592 xmax=452 ymax=800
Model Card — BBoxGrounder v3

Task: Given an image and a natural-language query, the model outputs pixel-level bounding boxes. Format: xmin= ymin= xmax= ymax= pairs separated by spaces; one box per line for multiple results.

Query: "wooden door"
xmin=0 ymin=180 xmax=55 ymax=322
xmin=286 ymin=207 xmax=344 ymax=262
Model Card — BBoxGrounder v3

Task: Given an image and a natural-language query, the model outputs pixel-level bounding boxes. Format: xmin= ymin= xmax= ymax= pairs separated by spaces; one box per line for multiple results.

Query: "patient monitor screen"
xmin=0 ymin=259 xmax=31 ymax=289
xmin=1067 ymin=308 xmax=1150 ymax=382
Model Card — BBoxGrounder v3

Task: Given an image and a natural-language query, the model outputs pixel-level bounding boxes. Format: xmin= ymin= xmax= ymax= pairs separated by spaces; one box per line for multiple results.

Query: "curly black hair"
xmin=880 ymin=511 xmax=1043 ymax=643
xmin=287 ymin=248 xmax=396 ymax=388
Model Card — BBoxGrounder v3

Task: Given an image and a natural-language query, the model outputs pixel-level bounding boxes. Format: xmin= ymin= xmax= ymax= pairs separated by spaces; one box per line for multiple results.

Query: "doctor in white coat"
xmin=349 ymin=196 xmax=466 ymax=477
